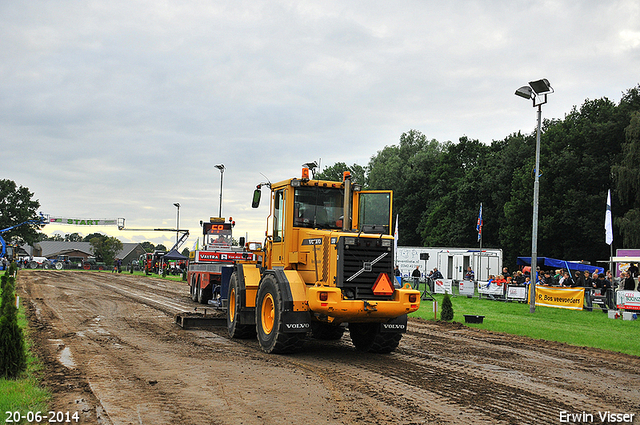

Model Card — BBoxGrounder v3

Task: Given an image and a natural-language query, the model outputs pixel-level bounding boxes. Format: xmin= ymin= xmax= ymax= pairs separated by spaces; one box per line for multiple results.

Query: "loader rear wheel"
xmin=349 ymin=323 xmax=402 ymax=354
xmin=255 ymin=275 xmax=304 ymax=354
xmin=227 ymin=273 xmax=256 ymax=339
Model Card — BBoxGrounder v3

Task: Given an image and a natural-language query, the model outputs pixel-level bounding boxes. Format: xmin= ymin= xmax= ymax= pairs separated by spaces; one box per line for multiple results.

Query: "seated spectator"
xmin=553 ymin=269 xmax=562 ymax=285
xmin=558 ymin=272 xmax=570 ymax=286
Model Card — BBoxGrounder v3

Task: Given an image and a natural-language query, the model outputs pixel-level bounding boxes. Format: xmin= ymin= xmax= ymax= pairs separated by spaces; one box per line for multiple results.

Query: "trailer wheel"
xmin=255 ymin=275 xmax=304 ymax=354
xmin=227 ymin=273 xmax=256 ymax=339
xmin=55 ymin=262 xmax=63 ymax=270
xmin=197 ymin=281 xmax=212 ymax=304
xmin=349 ymin=323 xmax=402 ymax=353
xmin=190 ymin=275 xmax=199 ymax=302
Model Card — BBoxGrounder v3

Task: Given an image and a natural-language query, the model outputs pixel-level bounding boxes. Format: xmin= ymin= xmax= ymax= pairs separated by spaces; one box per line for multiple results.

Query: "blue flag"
xmin=476 ymin=203 xmax=483 ymax=242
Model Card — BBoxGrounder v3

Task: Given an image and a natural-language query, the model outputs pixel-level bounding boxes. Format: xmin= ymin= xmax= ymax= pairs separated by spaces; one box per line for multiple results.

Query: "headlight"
xmin=381 ymin=239 xmax=391 ymax=247
xmin=344 ymin=237 xmax=357 ymax=246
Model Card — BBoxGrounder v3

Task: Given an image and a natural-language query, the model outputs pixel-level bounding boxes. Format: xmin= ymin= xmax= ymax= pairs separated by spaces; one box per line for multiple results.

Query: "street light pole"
xmin=215 ymin=164 xmax=225 ymax=217
xmin=515 ymin=79 xmax=553 ymax=314
xmin=173 ymin=203 xmax=180 ymax=247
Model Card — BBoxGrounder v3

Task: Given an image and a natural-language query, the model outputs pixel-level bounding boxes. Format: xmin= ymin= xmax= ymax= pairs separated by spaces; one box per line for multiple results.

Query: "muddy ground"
xmin=16 ymin=270 xmax=640 ymax=424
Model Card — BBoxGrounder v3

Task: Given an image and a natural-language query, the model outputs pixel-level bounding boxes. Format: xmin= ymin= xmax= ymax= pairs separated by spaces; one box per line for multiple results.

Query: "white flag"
xmin=394 ymin=214 xmax=399 ymax=259
xmin=605 ymin=189 xmax=613 ymax=245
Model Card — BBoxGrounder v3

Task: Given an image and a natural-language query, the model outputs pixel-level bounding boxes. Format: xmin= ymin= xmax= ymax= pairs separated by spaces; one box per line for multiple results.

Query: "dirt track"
xmin=17 ymin=270 xmax=640 ymax=424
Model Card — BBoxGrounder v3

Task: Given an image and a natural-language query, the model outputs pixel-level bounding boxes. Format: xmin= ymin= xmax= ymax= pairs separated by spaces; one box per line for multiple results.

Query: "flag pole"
xmin=477 ymin=203 xmax=483 ymax=282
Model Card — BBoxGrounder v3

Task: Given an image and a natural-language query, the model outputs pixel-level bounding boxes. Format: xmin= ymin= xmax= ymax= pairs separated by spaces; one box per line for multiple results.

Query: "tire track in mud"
xmin=18 ymin=271 xmax=640 ymax=425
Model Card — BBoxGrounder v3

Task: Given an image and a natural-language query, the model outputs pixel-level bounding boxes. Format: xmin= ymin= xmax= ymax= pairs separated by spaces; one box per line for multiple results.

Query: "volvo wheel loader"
xmin=226 ymin=167 xmax=420 ymax=353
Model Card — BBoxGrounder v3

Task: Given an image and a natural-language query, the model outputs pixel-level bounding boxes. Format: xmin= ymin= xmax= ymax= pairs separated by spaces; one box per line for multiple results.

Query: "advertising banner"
xmin=506 ymin=285 xmax=527 ymax=301
xmin=433 ymin=279 xmax=453 ymax=294
xmin=478 ymin=280 xmax=505 ymax=297
xmin=616 ymin=290 xmax=640 ymax=311
xmin=535 ymin=286 xmax=584 ymax=310
xmin=459 ymin=280 xmax=475 ymax=296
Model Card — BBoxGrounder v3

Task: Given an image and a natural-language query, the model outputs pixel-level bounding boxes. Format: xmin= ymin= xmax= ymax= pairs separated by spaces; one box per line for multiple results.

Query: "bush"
xmin=440 ymin=292 xmax=454 ymax=321
xmin=0 ymin=271 xmax=27 ymax=379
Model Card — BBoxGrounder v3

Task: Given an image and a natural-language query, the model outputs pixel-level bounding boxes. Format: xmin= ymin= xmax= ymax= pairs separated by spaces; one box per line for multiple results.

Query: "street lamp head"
xmin=173 ymin=203 xmax=180 ymax=208
xmin=515 ymin=86 xmax=533 ymax=100
xmin=529 ymin=78 xmax=553 ymax=95
xmin=215 ymin=164 xmax=225 ymax=173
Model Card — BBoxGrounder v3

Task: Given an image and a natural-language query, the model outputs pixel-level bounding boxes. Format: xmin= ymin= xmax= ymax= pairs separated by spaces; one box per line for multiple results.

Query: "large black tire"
xmin=197 ymin=280 xmax=212 ymax=304
xmin=255 ymin=275 xmax=305 ymax=354
xmin=310 ymin=322 xmax=345 ymax=340
xmin=190 ymin=275 xmax=199 ymax=302
xmin=349 ymin=323 xmax=402 ymax=354
xmin=227 ymin=273 xmax=256 ymax=339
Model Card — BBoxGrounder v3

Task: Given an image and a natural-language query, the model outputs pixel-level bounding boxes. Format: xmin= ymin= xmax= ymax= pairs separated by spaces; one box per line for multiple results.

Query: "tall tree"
xmin=0 ymin=180 xmax=42 ymax=245
xmin=89 ymin=236 xmax=123 ymax=266
xmin=613 ymin=111 xmax=640 ymax=247
xmin=315 ymin=162 xmax=366 ymax=185
xmin=367 ymin=130 xmax=442 ymax=246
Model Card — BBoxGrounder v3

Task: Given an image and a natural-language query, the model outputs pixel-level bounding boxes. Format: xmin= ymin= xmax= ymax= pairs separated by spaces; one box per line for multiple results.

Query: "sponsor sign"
xmin=195 ymin=251 xmax=254 ymax=263
xmin=616 ymin=290 xmax=640 ymax=311
xmin=478 ymin=280 xmax=505 ymax=296
xmin=506 ymin=285 xmax=527 ymax=301
xmin=459 ymin=280 xmax=475 ymax=296
xmin=433 ymin=279 xmax=453 ymax=294
xmin=535 ymin=286 xmax=584 ymax=310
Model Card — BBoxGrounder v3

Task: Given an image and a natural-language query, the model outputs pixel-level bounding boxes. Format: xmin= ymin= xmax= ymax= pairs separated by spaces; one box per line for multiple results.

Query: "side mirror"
xmin=239 ymin=236 xmax=246 ymax=247
xmin=252 ymin=188 xmax=261 ymax=208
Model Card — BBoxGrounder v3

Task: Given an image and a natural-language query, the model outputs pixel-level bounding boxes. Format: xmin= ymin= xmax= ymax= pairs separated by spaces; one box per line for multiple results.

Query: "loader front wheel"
xmin=349 ymin=323 xmax=402 ymax=354
xmin=227 ymin=273 xmax=256 ymax=339
xmin=255 ymin=275 xmax=304 ymax=354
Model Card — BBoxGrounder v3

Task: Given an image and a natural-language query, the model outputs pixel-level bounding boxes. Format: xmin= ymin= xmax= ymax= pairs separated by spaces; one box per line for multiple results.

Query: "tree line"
xmin=318 ymin=85 xmax=640 ymax=268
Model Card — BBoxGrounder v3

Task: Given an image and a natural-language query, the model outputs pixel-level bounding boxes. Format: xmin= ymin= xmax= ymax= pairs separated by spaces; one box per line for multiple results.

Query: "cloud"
xmin=2 ymin=0 xmax=639 ymax=246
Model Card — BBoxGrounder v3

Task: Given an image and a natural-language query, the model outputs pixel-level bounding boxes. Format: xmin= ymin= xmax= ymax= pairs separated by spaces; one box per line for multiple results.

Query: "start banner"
xmin=616 ymin=290 xmax=640 ymax=311
xmin=49 ymin=217 xmax=120 ymax=226
xmin=535 ymin=286 xmax=584 ymax=310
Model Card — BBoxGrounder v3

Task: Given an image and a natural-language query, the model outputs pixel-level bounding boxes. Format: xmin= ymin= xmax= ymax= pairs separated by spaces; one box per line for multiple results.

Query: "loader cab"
xmin=255 ymin=169 xmax=393 ymax=271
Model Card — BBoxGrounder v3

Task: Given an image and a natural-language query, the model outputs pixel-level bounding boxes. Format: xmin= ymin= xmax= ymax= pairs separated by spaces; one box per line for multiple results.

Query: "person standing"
xmin=628 ymin=263 xmax=639 ymax=278
xmin=411 ymin=266 xmax=421 ymax=290
xmin=394 ymin=265 xmax=401 ymax=277
xmin=464 ymin=266 xmax=474 ymax=281
xmin=623 ymin=272 xmax=636 ymax=290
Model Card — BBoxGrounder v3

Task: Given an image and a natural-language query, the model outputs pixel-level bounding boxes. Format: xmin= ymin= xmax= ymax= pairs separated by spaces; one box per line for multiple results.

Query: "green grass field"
xmin=411 ymin=290 xmax=640 ymax=357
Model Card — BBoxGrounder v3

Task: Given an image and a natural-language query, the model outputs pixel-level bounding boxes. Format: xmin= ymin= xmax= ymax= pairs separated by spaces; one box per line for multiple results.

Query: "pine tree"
xmin=0 ymin=271 xmax=27 ymax=379
xmin=440 ymin=292 xmax=454 ymax=321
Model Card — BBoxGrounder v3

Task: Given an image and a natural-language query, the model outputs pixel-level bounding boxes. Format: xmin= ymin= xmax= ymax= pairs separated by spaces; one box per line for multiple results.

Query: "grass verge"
xmin=411 ymin=291 xmax=640 ymax=357
xmin=0 ymin=293 xmax=50 ymax=414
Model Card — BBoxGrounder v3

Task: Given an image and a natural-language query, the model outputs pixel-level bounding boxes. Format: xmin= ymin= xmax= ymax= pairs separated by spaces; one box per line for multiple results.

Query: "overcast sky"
xmin=3 ymin=0 xmax=639 ymax=249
